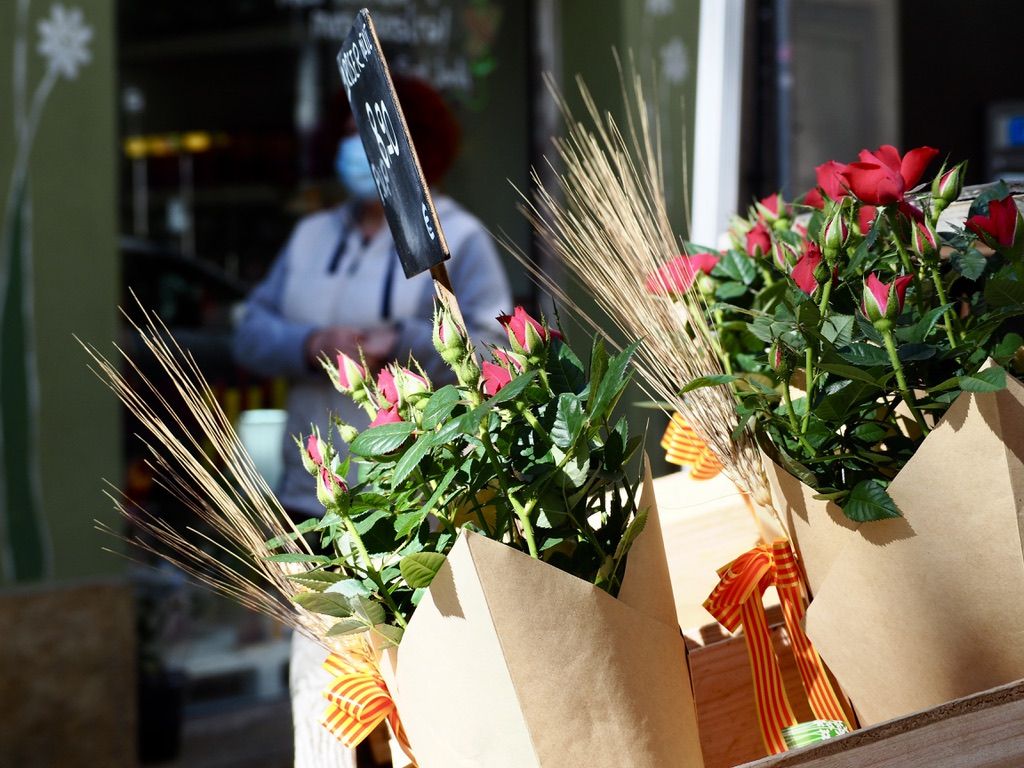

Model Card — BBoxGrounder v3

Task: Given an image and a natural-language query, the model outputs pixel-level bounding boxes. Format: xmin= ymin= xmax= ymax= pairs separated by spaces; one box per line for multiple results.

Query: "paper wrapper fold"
xmin=380 ymin=461 xmax=704 ymax=768
xmin=766 ymin=375 xmax=1024 ymax=725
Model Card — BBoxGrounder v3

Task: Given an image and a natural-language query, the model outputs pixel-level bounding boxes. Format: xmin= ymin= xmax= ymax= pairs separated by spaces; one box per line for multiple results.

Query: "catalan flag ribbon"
xmin=704 ymin=539 xmax=851 ymax=755
xmin=321 ymin=652 xmax=415 ymax=764
xmin=661 ymin=413 xmax=723 ymax=479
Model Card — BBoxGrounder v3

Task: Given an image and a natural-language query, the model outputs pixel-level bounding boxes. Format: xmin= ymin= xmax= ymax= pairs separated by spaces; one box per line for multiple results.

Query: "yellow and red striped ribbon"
xmin=661 ymin=413 xmax=723 ymax=479
xmin=321 ymin=652 xmax=415 ymax=764
xmin=704 ymin=540 xmax=851 ymax=755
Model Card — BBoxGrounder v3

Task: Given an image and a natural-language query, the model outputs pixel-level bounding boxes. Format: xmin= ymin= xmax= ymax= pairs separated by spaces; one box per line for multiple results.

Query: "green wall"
xmin=1 ymin=0 xmax=121 ymax=583
xmin=557 ymin=0 xmax=702 ymax=474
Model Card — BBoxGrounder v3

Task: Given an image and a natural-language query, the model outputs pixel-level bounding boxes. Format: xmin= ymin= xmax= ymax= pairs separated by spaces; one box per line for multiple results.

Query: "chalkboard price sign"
xmin=337 ymin=9 xmax=450 ymax=280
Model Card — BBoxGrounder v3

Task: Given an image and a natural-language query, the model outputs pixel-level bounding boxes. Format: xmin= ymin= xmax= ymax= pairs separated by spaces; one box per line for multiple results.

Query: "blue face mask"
xmin=335 ymin=135 xmax=379 ymax=201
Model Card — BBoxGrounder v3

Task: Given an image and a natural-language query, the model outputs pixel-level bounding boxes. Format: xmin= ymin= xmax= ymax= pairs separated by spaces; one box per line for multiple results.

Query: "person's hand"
xmin=305 ymin=325 xmax=364 ymax=366
xmin=361 ymin=324 xmax=399 ymax=373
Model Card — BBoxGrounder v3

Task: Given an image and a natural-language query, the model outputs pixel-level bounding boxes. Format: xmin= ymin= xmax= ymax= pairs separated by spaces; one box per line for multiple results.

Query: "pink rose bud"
xmin=644 ymin=252 xmax=720 ymax=297
xmin=369 ymin=405 xmax=403 ymax=428
xmin=332 ymin=352 xmax=366 ymax=402
xmin=432 ymin=305 xmax=468 ymax=364
xmin=316 ymin=465 xmax=347 ymax=507
xmin=395 ymin=367 xmax=430 ymax=405
xmin=493 ymin=348 xmax=526 ymax=372
xmin=481 ymin=360 xmax=512 ymax=396
xmin=931 ymin=161 xmax=965 ymax=207
xmin=821 ymin=204 xmax=850 ymax=256
xmin=497 ymin=306 xmax=561 ymax=356
xmin=911 ymin=220 xmax=938 ymax=261
xmin=862 ymin=273 xmax=913 ymax=324
xmin=377 ymin=368 xmax=401 ymax=406
xmin=298 ymin=432 xmax=325 ymax=475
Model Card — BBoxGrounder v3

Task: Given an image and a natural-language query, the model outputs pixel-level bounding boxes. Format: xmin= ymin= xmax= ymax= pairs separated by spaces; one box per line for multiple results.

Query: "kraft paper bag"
xmin=767 ymin=373 xmax=1024 ymax=725
xmin=379 ymin=461 xmax=704 ymax=768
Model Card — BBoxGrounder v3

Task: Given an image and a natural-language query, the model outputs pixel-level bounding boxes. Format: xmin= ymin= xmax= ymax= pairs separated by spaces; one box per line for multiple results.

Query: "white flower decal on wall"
xmin=36 ymin=3 xmax=93 ymax=80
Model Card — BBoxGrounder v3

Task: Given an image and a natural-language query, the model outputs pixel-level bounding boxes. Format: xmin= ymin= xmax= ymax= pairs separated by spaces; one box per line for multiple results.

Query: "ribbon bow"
xmin=321 ymin=652 xmax=415 ymax=764
xmin=661 ymin=413 xmax=723 ymax=479
xmin=704 ymin=539 xmax=851 ymax=755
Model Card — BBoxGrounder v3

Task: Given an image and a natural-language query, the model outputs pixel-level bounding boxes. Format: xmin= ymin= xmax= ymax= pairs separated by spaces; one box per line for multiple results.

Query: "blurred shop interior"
xmin=2 ymin=0 xmax=1024 ymax=766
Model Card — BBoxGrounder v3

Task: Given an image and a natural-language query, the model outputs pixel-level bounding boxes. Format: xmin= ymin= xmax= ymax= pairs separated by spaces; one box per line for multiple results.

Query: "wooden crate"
xmin=740 ymin=680 xmax=1024 ymax=768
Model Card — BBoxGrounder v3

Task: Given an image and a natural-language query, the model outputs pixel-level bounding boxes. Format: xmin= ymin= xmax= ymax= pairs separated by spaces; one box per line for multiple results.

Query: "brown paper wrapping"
xmin=379 ymin=460 xmax=705 ymax=768
xmin=766 ymin=374 xmax=1024 ymax=725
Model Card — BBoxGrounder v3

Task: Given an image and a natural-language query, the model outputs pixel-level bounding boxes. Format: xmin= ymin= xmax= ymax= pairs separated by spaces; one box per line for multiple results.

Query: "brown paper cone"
xmin=379 ymin=459 xmax=705 ymax=767
xmin=767 ymin=374 xmax=1024 ymax=725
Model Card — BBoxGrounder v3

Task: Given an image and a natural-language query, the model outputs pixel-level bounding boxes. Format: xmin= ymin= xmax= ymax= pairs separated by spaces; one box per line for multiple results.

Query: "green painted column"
xmin=0 ymin=0 xmax=121 ymax=583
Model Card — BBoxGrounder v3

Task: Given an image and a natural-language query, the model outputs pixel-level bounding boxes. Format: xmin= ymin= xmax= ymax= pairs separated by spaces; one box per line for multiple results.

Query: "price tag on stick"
xmin=337 ymin=9 xmax=456 ymax=297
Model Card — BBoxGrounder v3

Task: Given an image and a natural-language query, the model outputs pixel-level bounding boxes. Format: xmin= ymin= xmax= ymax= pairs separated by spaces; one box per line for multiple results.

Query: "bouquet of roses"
xmin=266 ymin=298 xmax=704 ymax=767
xmin=655 ymin=148 xmax=1024 ymax=521
xmin=273 ymin=300 xmax=647 ymax=645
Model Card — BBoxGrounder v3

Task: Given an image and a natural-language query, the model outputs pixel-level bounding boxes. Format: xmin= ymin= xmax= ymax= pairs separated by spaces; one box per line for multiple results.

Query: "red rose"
xmin=803 ymin=187 xmax=826 ymax=209
xmin=966 ymin=195 xmax=1020 ymax=249
xmin=815 ymin=160 xmax=850 ymax=201
xmin=857 ymin=205 xmax=878 ymax=234
xmin=790 ymin=243 xmax=824 ymax=295
xmin=746 ymin=221 xmax=772 ymax=258
xmin=481 ymin=361 xmax=512 ymax=396
xmin=840 ymin=145 xmax=938 ymax=206
xmin=645 ymin=252 xmax=720 ymax=296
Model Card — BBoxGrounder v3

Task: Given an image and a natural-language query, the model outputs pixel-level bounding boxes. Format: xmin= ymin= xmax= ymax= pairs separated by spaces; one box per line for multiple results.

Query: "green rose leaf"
xmin=400 ymin=551 xmax=448 ymax=589
xmin=292 ymin=591 xmax=354 ymax=618
xmin=680 ymin=374 xmax=740 ymax=394
xmin=326 ymin=617 xmax=367 ymax=637
xmin=350 ymin=596 xmax=386 ymax=626
xmin=420 ymin=385 xmax=462 ymax=430
xmin=286 ymin=569 xmax=345 ymax=592
xmin=984 ymin=278 xmax=1024 ymax=308
xmin=950 ymin=248 xmax=987 ymax=281
xmin=551 ymin=392 xmax=586 ymax=449
xmin=349 ymin=422 xmax=415 ymax=456
xmin=958 ymin=366 xmax=1007 ymax=393
xmin=390 ymin=433 xmax=434 ymax=486
xmin=842 ymin=479 xmax=902 ymax=522
xmin=265 ymin=553 xmax=332 ymax=565
xmin=715 ymin=281 xmax=748 ymax=300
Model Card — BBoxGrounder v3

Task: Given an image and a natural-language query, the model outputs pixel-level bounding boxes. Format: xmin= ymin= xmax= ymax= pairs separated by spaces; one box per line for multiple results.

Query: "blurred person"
xmin=233 ymin=74 xmax=511 ymax=766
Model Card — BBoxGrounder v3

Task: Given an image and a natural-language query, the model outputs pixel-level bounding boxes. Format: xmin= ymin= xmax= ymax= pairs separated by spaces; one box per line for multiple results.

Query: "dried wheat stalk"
xmin=81 ymin=305 xmax=360 ymax=652
xmin=516 ymin=66 xmax=783 ymax=531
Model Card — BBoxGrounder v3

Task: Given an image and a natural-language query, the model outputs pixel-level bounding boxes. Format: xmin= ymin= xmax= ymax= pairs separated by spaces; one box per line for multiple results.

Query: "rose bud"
xmin=772 ymin=239 xmax=799 ymax=273
xmin=862 ymin=273 xmax=914 ymax=326
xmin=644 ymin=252 xmax=720 ymax=298
xmin=769 ymin=340 xmax=795 ymax=377
xmin=911 ymin=220 xmax=938 ymax=263
xmin=332 ymin=417 xmax=359 ymax=444
xmin=966 ymin=195 xmax=1021 ymax=250
xmin=395 ymin=367 xmax=431 ymax=408
xmin=755 ymin=193 xmax=785 ymax=225
xmin=376 ymin=367 xmax=401 ymax=406
xmin=497 ymin=306 xmax=562 ymax=356
xmin=821 ymin=202 xmax=850 ymax=259
xmin=327 ymin=351 xmax=369 ymax=405
xmin=316 ymin=465 xmax=347 ymax=508
xmin=481 ymin=360 xmax=512 ymax=396
xmin=746 ymin=220 xmax=772 ymax=258
xmin=432 ymin=304 xmax=469 ymax=365
xmin=298 ymin=432 xmax=326 ymax=475
xmin=369 ymin=405 xmax=403 ymax=428
xmin=790 ymin=244 xmax=824 ymax=295
xmin=931 ymin=161 xmax=965 ymax=216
